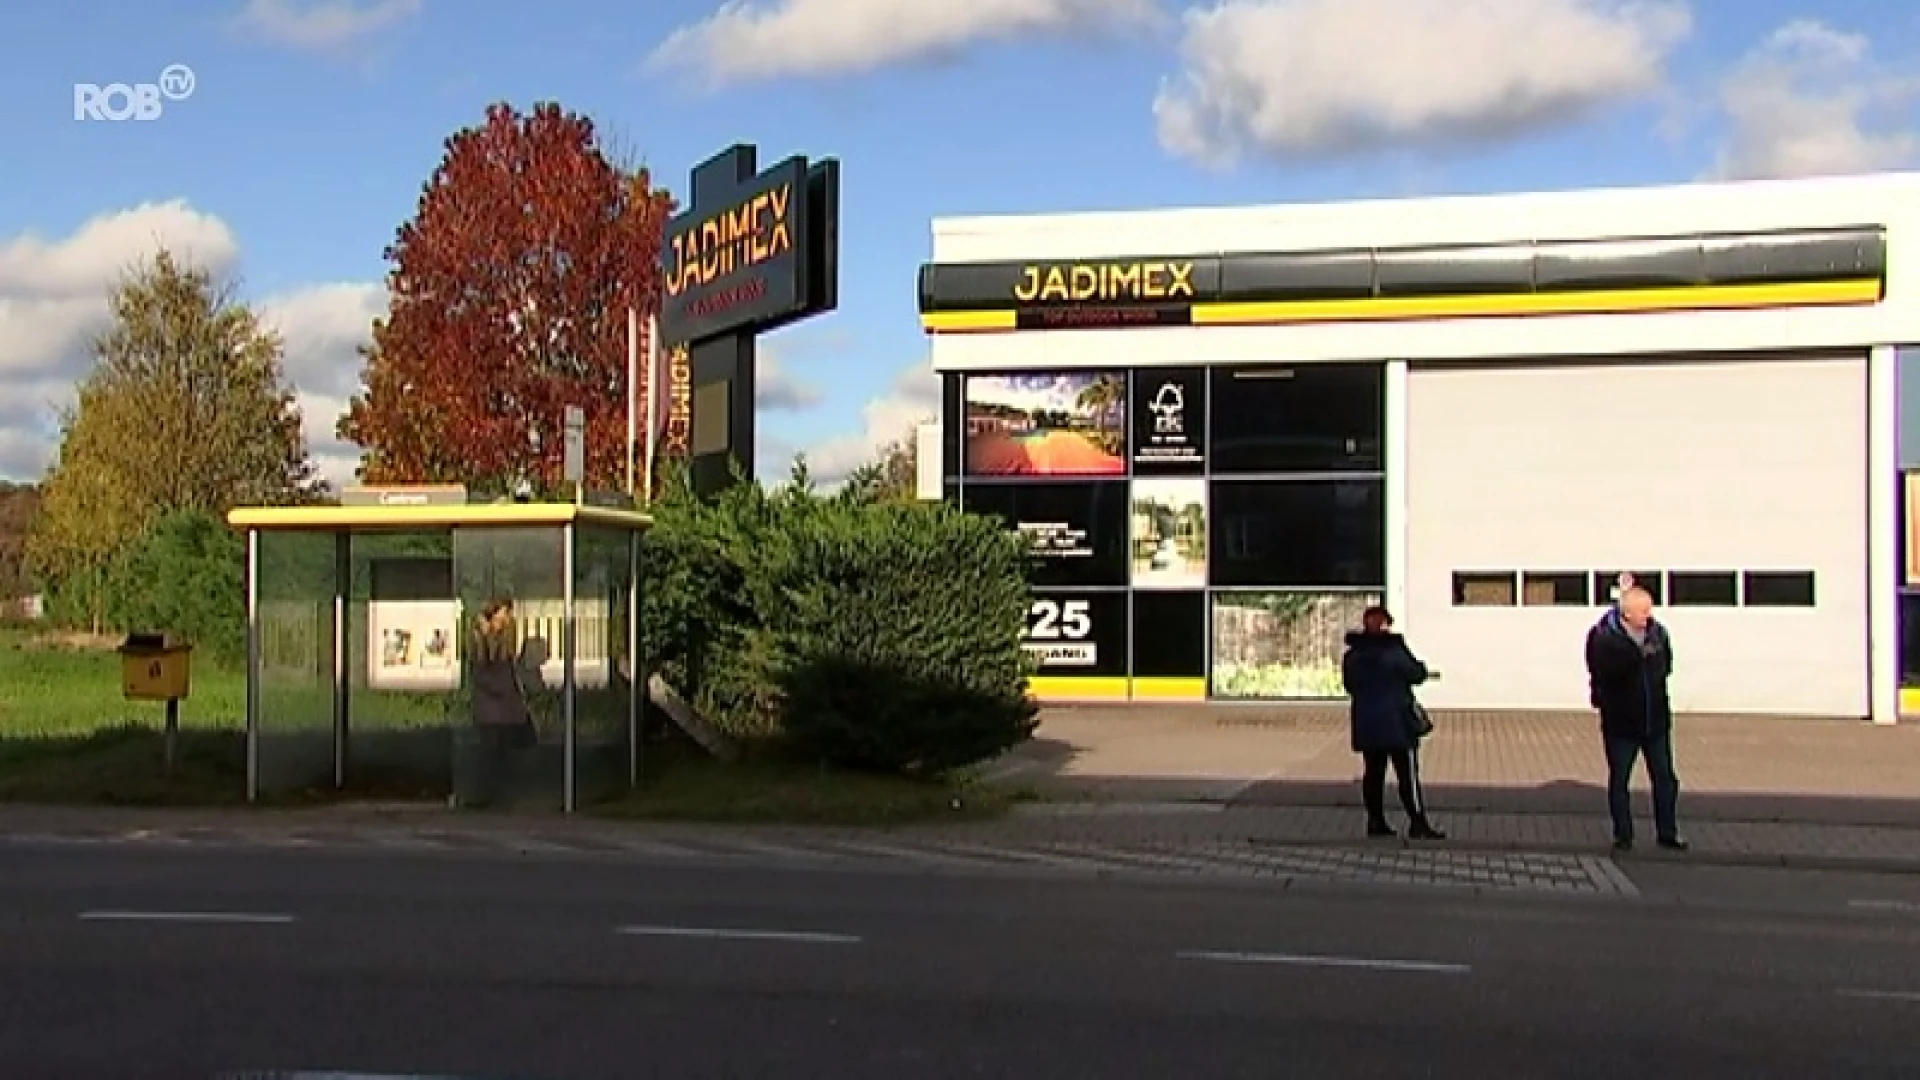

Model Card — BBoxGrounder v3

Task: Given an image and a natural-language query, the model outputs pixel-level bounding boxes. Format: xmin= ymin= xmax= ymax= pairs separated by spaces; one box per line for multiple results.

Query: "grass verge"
xmin=590 ymin=738 xmax=1029 ymax=826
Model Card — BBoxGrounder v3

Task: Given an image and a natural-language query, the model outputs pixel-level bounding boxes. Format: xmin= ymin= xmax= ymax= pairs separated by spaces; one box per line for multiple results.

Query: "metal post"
xmin=163 ymin=698 xmax=178 ymax=779
xmin=245 ymin=529 xmax=261 ymax=803
xmin=627 ymin=530 xmax=640 ymax=788
xmin=561 ymin=522 xmax=577 ymax=813
xmin=332 ymin=531 xmax=350 ymax=788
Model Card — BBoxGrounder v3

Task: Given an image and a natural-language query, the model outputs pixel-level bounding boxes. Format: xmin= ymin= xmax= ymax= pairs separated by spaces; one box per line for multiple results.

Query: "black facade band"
xmin=917 ymin=226 xmax=1887 ymax=313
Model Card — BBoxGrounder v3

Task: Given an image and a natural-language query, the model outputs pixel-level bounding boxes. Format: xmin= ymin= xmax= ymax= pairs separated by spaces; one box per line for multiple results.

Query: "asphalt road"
xmin=2 ymin=844 xmax=1919 ymax=1079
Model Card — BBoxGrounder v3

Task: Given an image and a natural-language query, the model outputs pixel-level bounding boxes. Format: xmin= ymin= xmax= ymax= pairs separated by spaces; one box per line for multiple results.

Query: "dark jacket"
xmin=1342 ymin=630 xmax=1430 ymax=753
xmin=469 ymin=632 xmax=530 ymax=730
xmin=1584 ymin=609 xmax=1674 ymax=739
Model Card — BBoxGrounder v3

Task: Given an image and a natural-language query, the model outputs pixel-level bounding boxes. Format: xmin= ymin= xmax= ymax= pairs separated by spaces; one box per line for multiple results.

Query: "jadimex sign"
xmin=660 ymin=152 xmax=839 ymax=346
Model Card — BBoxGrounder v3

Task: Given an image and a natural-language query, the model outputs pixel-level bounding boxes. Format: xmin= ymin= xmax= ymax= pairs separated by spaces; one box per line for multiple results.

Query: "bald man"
xmin=1584 ymin=586 xmax=1687 ymax=853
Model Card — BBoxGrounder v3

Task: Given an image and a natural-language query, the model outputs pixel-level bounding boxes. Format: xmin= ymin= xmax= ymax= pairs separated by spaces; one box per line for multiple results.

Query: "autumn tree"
xmin=841 ymin=428 xmax=926 ymax=503
xmin=339 ymin=102 xmax=675 ymax=493
xmin=0 ymin=481 xmax=40 ymax=607
xmin=27 ymin=249 xmax=318 ymax=628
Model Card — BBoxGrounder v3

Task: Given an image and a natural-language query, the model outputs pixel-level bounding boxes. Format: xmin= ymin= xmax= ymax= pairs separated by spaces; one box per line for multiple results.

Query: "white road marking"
xmin=615 ymin=924 xmax=861 ymax=945
xmin=1177 ymin=949 xmax=1471 ymax=974
xmin=77 ymin=909 xmax=295 ymax=925
xmin=1848 ymin=900 xmax=1920 ymax=914
xmin=1838 ymin=988 xmax=1920 ymax=1003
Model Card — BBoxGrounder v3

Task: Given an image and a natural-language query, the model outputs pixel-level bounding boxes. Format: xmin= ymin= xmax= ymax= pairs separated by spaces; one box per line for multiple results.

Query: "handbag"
xmin=1407 ymin=699 xmax=1435 ymax=740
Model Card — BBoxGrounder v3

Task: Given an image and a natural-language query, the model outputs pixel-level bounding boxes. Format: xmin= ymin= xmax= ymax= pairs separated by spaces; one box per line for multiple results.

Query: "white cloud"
xmin=230 ymin=0 xmax=424 ymax=51
xmin=1155 ymin=0 xmax=1691 ymax=166
xmin=0 ymin=201 xmax=382 ymax=487
xmin=800 ymin=362 xmax=939 ymax=487
xmin=756 ymin=348 xmax=821 ymax=412
xmin=1709 ymin=19 xmax=1920 ymax=180
xmin=256 ymin=281 xmax=388 ymax=485
xmin=648 ymin=0 xmax=1160 ymax=87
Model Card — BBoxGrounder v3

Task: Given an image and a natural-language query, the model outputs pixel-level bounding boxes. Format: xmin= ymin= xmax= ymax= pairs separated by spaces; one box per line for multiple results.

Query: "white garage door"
xmin=1404 ymin=354 xmax=1866 ymax=717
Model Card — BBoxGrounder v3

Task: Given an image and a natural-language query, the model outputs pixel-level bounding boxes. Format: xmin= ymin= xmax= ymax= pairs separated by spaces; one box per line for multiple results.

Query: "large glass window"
xmin=1208 ymin=363 xmax=1383 ymax=474
xmin=965 ymin=371 xmax=1126 ymax=477
xmin=1210 ymin=590 xmax=1379 ymax=699
xmin=1209 ymin=478 xmax=1385 ymax=588
xmin=1132 ymin=591 xmax=1206 ymax=678
xmin=964 ymin=480 xmax=1130 ymax=588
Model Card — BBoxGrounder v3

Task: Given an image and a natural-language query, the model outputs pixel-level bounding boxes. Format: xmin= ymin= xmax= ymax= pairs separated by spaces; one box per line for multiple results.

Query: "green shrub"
xmin=638 ymin=460 xmax=1038 ymax=775
xmin=110 ymin=510 xmax=246 ymax=667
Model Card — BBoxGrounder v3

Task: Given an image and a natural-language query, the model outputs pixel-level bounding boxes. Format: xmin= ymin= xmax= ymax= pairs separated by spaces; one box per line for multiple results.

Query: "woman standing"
xmin=1341 ymin=605 xmax=1445 ymax=840
xmin=463 ymin=597 xmax=533 ymax=809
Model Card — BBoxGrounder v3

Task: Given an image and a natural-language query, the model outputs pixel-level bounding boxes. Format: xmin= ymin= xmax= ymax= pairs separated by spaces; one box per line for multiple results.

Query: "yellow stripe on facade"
xmin=1026 ymin=676 xmax=1131 ymax=701
xmin=920 ymin=277 xmax=1881 ymax=333
xmin=1128 ymin=677 xmax=1208 ymax=700
xmin=1899 ymin=688 xmax=1920 ymax=715
xmin=1190 ymin=277 xmax=1881 ymax=325
xmin=921 ymin=309 xmax=1019 ymax=332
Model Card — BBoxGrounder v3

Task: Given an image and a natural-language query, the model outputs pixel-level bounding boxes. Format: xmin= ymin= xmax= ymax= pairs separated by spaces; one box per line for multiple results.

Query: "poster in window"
xmin=965 ymin=372 xmax=1126 ymax=476
xmin=1907 ymin=473 xmax=1920 ymax=586
xmin=1210 ymin=590 xmax=1379 ymax=699
xmin=1023 ymin=589 xmax=1128 ymax=677
xmin=1130 ymin=477 xmax=1207 ymax=589
xmin=963 ymin=481 xmax=1129 ymax=587
xmin=1131 ymin=367 xmax=1204 ymax=472
xmin=367 ymin=556 xmax=460 ymax=692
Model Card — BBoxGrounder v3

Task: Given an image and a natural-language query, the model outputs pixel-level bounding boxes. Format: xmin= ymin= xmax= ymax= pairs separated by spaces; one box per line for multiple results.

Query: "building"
xmin=916 ymin=173 xmax=1920 ymax=724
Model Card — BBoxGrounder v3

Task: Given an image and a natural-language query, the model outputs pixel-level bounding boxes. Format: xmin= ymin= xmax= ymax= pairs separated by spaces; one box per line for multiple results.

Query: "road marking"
xmin=1177 ymin=949 xmax=1471 ymax=974
xmin=1849 ymin=900 xmax=1920 ymax=914
xmin=77 ymin=909 xmax=295 ymax=925
xmin=615 ymin=924 xmax=861 ymax=945
xmin=1838 ymin=988 xmax=1920 ymax=1003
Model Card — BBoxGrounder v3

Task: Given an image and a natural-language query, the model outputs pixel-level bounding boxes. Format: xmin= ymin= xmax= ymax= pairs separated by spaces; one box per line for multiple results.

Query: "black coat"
xmin=1341 ymin=631 xmax=1430 ymax=753
xmin=469 ymin=633 xmax=530 ymax=730
xmin=1584 ymin=611 xmax=1674 ymax=739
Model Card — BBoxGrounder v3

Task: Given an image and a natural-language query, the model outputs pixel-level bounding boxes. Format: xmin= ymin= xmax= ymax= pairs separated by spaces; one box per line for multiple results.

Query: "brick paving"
xmin=0 ymin=805 xmax=1635 ymax=896
xmin=999 ymin=707 xmax=1920 ymax=824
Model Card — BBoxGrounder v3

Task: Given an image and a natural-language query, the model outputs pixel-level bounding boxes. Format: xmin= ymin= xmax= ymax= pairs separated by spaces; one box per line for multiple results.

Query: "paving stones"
xmin=0 ymin=820 xmax=1636 ymax=897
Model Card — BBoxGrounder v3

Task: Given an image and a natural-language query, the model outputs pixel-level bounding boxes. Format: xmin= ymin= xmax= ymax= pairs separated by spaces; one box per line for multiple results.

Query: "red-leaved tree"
xmin=339 ymin=102 xmax=675 ymax=493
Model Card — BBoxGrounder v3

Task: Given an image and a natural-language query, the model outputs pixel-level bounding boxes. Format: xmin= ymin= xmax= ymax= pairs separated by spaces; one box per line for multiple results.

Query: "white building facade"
xmin=919 ymin=173 xmax=1920 ymax=724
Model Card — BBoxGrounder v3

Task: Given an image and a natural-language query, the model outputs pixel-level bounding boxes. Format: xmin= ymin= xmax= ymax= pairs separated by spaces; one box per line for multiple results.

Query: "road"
xmin=2 ymin=843 xmax=1919 ymax=1078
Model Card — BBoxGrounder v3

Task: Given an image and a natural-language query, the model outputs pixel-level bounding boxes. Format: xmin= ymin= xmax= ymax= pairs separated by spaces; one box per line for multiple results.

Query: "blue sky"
xmin=0 ymin=0 xmax=1916 ymax=485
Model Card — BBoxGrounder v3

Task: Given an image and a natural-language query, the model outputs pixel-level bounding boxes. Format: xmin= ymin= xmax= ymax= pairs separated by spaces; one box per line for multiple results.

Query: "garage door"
xmin=1404 ymin=354 xmax=1866 ymax=717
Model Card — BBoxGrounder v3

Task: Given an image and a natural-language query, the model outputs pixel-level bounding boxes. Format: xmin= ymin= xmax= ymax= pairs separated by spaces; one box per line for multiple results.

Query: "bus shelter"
xmin=225 ymin=499 xmax=650 ymax=813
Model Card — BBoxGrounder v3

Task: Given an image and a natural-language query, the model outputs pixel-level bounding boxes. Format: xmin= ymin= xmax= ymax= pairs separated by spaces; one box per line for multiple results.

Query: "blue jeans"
xmin=1604 ymin=732 xmax=1679 ymax=842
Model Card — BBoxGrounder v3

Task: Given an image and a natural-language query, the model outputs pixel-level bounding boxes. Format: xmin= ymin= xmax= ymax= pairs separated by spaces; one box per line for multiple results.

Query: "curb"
xmin=1242 ymin=834 xmax=1920 ymax=875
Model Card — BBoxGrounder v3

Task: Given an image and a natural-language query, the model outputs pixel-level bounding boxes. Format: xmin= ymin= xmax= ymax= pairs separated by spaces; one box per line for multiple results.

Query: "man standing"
xmin=1585 ymin=586 xmax=1688 ymax=853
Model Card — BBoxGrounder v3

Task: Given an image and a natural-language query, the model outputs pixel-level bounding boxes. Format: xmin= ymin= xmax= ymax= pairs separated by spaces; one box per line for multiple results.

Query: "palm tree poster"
xmin=966 ymin=372 xmax=1126 ymax=475
xmin=1130 ymin=477 xmax=1206 ymax=588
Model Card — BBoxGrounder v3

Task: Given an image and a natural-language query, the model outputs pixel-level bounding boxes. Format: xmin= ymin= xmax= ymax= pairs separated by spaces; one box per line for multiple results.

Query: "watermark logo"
xmin=74 ymin=64 xmax=196 ymax=122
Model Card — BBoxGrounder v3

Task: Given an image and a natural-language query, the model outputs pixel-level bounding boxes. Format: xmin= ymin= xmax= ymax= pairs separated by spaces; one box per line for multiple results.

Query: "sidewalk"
xmin=971 ymin=706 xmax=1920 ymax=873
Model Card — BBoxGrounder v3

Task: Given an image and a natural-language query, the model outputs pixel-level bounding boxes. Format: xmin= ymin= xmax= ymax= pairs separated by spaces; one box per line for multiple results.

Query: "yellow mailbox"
xmin=119 ymin=632 xmax=192 ymax=702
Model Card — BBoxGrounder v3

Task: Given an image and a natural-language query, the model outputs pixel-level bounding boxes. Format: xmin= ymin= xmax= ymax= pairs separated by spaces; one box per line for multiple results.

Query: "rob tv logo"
xmin=74 ymin=64 xmax=195 ymax=122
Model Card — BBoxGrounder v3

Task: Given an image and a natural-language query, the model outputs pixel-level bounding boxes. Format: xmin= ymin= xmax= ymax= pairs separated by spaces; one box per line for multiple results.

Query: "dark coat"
xmin=1342 ymin=631 xmax=1430 ymax=753
xmin=469 ymin=632 xmax=530 ymax=730
xmin=1584 ymin=610 xmax=1674 ymax=740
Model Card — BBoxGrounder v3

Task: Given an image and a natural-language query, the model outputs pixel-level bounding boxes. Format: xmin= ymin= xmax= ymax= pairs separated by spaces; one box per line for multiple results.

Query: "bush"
xmin=639 ymin=461 xmax=1038 ymax=775
xmin=110 ymin=510 xmax=246 ymax=667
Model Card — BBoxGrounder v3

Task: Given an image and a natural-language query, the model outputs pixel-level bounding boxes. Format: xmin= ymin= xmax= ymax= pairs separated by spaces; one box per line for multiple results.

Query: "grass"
xmin=0 ymin=629 xmax=1030 ymax=824
xmin=588 ymin=738 xmax=1027 ymax=826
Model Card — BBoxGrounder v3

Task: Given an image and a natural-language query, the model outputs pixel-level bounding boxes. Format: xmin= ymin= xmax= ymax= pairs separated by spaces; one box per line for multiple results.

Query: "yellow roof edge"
xmin=225 ymin=502 xmax=652 ymax=531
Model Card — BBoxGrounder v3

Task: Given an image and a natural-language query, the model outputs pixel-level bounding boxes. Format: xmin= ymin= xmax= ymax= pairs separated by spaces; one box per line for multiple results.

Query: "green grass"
xmin=0 ymin=629 xmax=1030 ymax=824
xmin=588 ymin=738 xmax=1026 ymax=826
xmin=0 ymin=629 xmax=248 ymax=737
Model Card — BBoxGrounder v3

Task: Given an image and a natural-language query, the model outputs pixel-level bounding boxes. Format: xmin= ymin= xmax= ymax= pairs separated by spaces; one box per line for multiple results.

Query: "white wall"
xmin=1403 ymin=355 xmax=1868 ymax=717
